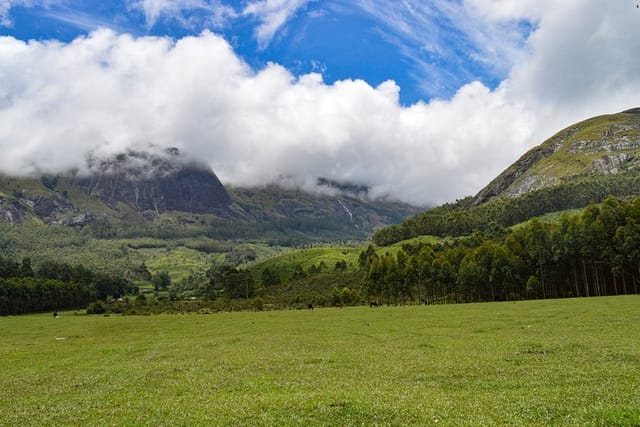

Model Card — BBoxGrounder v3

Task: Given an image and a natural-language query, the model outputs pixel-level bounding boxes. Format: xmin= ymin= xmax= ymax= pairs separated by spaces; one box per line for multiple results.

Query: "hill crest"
xmin=473 ymin=108 xmax=640 ymax=204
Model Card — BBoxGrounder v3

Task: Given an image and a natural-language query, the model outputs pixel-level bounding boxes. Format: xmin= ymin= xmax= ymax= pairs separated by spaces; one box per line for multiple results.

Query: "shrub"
xmin=86 ymin=300 xmax=106 ymax=314
xmin=252 ymin=297 xmax=264 ymax=311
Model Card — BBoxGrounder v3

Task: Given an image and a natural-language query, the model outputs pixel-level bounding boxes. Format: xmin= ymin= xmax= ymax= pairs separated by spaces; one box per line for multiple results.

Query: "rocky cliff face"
xmin=472 ymin=108 xmax=640 ymax=204
xmin=72 ymin=148 xmax=231 ymax=216
xmin=0 ymin=148 xmax=232 ymax=225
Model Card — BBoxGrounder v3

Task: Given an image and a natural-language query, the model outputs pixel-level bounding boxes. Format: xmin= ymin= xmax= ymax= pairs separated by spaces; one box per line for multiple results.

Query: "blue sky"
xmin=0 ymin=0 xmax=527 ymax=104
xmin=1 ymin=1 xmax=640 ymax=204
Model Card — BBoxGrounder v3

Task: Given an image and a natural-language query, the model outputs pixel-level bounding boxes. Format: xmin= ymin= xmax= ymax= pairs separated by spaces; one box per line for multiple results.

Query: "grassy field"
xmin=1 ymin=296 xmax=639 ymax=426
xmin=250 ymin=236 xmax=443 ymax=281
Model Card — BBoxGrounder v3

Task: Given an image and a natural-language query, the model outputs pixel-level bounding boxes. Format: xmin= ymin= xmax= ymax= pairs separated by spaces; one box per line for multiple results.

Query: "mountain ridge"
xmin=0 ymin=149 xmax=420 ymax=243
xmin=473 ymin=108 xmax=640 ymax=205
xmin=373 ymin=108 xmax=640 ymax=245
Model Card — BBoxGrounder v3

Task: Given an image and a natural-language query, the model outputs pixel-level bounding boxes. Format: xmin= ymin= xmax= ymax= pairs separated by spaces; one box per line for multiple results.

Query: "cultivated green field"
xmin=1 ymin=296 xmax=639 ymax=426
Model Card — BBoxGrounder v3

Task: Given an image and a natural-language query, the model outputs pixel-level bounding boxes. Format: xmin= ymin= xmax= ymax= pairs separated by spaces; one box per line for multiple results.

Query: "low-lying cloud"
xmin=1 ymin=0 xmax=639 ymax=205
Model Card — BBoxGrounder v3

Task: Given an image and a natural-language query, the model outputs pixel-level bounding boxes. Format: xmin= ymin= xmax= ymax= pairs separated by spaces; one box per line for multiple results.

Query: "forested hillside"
xmin=373 ymin=172 xmax=640 ymax=245
xmin=374 ymin=109 xmax=640 ymax=246
xmin=364 ymin=197 xmax=640 ymax=305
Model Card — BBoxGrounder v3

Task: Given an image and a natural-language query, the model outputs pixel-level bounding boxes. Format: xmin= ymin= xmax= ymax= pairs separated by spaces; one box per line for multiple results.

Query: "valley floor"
xmin=1 ymin=296 xmax=639 ymax=426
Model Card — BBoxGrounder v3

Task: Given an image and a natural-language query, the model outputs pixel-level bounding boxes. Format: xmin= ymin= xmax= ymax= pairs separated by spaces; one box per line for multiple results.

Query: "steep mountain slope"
xmin=72 ymin=149 xmax=231 ymax=216
xmin=373 ymin=108 xmax=640 ymax=245
xmin=473 ymin=108 xmax=640 ymax=204
xmin=228 ymin=185 xmax=419 ymax=233
xmin=0 ymin=148 xmax=232 ymax=226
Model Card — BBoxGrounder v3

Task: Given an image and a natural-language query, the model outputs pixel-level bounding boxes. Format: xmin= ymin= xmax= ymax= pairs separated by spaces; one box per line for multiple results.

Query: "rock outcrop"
xmin=472 ymin=108 xmax=640 ymax=204
xmin=72 ymin=148 xmax=231 ymax=215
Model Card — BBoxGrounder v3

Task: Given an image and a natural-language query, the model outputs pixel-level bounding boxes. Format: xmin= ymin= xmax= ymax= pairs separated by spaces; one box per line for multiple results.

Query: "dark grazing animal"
xmin=307 ymin=303 xmax=314 ymax=310
xmin=369 ymin=301 xmax=379 ymax=308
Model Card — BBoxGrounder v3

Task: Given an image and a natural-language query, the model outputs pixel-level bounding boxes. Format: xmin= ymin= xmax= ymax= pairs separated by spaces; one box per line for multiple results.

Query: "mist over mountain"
xmin=2 ymin=1 xmax=640 ymax=206
xmin=71 ymin=148 xmax=231 ymax=216
xmin=0 ymin=147 xmax=420 ymax=243
xmin=316 ymin=178 xmax=369 ymax=198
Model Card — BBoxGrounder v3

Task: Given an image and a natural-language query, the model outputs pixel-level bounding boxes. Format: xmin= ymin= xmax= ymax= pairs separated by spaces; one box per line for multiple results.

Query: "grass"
xmin=498 ymin=112 xmax=640 ymax=197
xmin=530 ymin=113 xmax=640 ymax=176
xmin=0 ymin=218 xmax=287 ymax=282
xmin=386 ymin=235 xmax=443 ymax=250
xmin=252 ymin=246 xmax=362 ymax=279
xmin=1 ymin=296 xmax=639 ymax=426
xmin=251 ymin=236 xmax=444 ymax=282
xmin=139 ymin=246 xmax=215 ymax=282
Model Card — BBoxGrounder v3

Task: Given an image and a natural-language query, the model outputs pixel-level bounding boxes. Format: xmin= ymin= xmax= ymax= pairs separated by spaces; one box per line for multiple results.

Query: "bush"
xmin=526 ymin=276 xmax=542 ymax=299
xmin=86 ymin=300 xmax=106 ymax=314
xmin=252 ymin=297 xmax=264 ymax=311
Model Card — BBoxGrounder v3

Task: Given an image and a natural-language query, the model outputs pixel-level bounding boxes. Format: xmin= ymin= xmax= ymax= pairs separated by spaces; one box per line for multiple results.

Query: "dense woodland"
xmin=0 ymin=258 xmax=135 ymax=315
xmin=364 ymin=196 xmax=640 ymax=304
xmin=373 ymin=173 xmax=640 ymax=245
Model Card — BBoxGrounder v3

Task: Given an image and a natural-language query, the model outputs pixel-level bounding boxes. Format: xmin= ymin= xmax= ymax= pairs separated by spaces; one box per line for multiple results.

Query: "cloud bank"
xmin=1 ymin=0 xmax=640 ymax=205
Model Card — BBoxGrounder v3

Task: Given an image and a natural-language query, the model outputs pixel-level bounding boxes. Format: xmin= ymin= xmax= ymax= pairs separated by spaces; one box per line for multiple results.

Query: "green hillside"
xmin=0 ymin=174 xmax=419 ymax=247
xmin=475 ymin=108 xmax=640 ymax=203
xmin=0 ymin=158 xmax=419 ymax=285
xmin=375 ymin=109 xmax=640 ymax=246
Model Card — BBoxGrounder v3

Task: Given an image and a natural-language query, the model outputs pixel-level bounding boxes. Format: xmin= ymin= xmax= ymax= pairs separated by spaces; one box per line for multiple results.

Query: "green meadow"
xmin=1 ymin=296 xmax=639 ymax=426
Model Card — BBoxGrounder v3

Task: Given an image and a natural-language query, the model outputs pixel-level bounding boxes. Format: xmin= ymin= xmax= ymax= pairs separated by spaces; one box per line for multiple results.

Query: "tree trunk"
xmin=538 ymin=250 xmax=546 ymax=299
xmin=582 ymin=257 xmax=590 ymax=297
xmin=592 ymin=262 xmax=600 ymax=297
xmin=572 ymin=261 xmax=580 ymax=297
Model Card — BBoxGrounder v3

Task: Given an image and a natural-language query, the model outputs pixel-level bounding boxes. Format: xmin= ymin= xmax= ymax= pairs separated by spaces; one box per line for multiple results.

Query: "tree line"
xmin=364 ymin=196 xmax=640 ymax=304
xmin=373 ymin=173 xmax=640 ymax=246
xmin=0 ymin=257 xmax=135 ymax=315
xmin=5 ymin=194 xmax=640 ymax=315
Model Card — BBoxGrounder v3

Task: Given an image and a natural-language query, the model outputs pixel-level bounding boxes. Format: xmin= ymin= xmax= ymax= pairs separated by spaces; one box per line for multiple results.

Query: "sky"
xmin=0 ymin=0 xmax=639 ymax=205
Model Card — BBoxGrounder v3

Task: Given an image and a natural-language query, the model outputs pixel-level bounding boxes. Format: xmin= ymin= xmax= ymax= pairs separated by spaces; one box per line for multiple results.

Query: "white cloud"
xmin=354 ymin=0 xmax=534 ymax=98
xmin=130 ymin=0 xmax=235 ymax=29
xmin=0 ymin=29 xmax=526 ymax=204
xmin=464 ymin=0 xmax=552 ymax=21
xmin=1 ymin=1 xmax=640 ymax=206
xmin=243 ymin=0 xmax=309 ymax=49
xmin=0 ymin=0 xmax=39 ymax=26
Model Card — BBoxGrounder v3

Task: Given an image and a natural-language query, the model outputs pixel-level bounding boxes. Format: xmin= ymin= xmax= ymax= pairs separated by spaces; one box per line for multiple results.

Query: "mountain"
xmin=473 ymin=108 xmax=640 ymax=204
xmin=373 ymin=108 xmax=640 ymax=245
xmin=0 ymin=149 xmax=420 ymax=244
xmin=0 ymin=148 xmax=232 ymax=226
xmin=316 ymin=177 xmax=370 ymax=198
xmin=228 ymin=184 xmax=419 ymax=234
xmin=71 ymin=148 xmax=231 ymax=216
